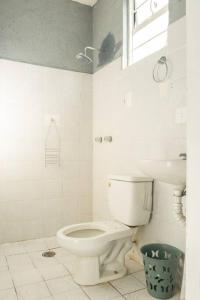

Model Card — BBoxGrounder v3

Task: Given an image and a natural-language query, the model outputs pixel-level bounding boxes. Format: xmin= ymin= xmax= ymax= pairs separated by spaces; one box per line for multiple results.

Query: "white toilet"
xmin=57 ymin=175 xmax=153 ymax=285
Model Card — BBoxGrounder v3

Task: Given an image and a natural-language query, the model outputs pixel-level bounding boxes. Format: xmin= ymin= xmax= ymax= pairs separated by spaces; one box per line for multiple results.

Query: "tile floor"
xmin=0 ymin=237 xmax=180 ymax=300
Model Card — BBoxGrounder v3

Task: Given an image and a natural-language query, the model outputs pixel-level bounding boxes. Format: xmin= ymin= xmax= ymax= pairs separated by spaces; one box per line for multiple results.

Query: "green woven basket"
xmin=141 ymin=244 xmax=183 ymax=299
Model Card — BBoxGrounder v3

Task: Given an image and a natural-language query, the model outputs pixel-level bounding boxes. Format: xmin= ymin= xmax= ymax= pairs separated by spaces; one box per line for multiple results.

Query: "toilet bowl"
xmin=57 ymin=221 xmax=133 ymax=285
xmin=57 ymin=221 xmax=132 ymax=256
xmin=57 ymin=175 xmax=153 ymax=285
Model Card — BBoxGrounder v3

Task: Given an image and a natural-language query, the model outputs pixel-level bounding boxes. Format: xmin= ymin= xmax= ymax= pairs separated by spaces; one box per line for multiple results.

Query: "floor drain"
xmin=42 ymin=251 xmax=56 ymax=257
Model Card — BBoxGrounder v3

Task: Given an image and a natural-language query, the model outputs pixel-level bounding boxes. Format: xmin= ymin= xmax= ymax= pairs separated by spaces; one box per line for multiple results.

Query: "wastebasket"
xmin=141 ymin=243 xmax=183 ymax=299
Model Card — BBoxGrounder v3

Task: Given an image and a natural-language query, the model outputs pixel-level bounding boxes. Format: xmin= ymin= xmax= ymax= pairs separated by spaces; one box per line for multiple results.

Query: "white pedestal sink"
xmin=139 ymin=159 xmax=186 ymax=187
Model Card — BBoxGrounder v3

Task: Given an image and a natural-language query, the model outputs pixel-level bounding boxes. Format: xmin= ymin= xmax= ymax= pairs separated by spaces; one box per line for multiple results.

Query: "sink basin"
xmin=139 ymin=159 xmax=186 ymax=186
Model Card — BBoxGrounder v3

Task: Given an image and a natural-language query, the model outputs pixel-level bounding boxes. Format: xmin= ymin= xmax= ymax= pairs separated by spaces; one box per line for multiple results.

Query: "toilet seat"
xmin=57 ymin=221 xmax=132 ymax=257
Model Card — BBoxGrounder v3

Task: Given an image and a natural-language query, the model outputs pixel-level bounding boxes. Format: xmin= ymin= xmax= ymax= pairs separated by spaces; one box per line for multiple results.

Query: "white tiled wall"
xmin=93 ymin=18 xmax=186 ymax=253
xmin=0 ymin=60 xmax=93 ymax=243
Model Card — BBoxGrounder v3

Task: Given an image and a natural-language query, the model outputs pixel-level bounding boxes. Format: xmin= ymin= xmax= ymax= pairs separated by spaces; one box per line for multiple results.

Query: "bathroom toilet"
xmin=57 ymin=175 xmax=153 ymax=285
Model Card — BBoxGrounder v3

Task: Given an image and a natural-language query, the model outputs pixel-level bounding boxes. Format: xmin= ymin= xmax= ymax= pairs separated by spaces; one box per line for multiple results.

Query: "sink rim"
xmin=139 ymin=158 xmax=186 ymax=186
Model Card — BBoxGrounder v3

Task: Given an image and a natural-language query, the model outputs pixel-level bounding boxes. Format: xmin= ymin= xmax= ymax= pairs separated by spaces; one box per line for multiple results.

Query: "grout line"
xmin=123 ymin=287 xmax=146 ymax=296
xmin=9 ymin=264 xmax=72 ymax=290
xmin=79 ymin=285 xmax=92 ymax=300
xmin=4 ymin=249 xmax=28 ymax=257
xmin=0 ymin=287 xmax=20 ymax=300
xmin=108 ymin=281 xmax=125 ymax=298
xmin=4 ymin=255 xmax=9 ymax=271
xmin=44 ymin=279 xmax=54 ymax=298
xmin=55 ymin=265 xmax=88 ymax=299
xmin=5 ymin=255 xmax=20 ymax=300
xmin=132 ymin=271 xmax=146 ymax=287
xmin=109 ymin=276 xmax=147 ymax=297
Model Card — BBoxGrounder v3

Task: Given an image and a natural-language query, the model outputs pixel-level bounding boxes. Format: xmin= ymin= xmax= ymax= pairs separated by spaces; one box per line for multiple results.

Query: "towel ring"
xmin=153 ymin=56 xmax=169 ymax=83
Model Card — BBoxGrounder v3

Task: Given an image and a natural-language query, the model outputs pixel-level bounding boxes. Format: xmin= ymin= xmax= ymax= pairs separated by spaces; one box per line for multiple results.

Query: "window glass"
xmin=127 ymin=0 xmax=169 ymax=65
xmin=132 ymin=31 xmax=167 ymax=63
xmin=135 ymin=0 xmax=152 ymax=26
xmin=133 ymin=12 xmax=169 ymax=49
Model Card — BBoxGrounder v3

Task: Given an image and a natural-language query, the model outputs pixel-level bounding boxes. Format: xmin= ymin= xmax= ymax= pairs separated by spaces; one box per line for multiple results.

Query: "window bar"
xmin=133 ymin=29 xmax=168 ymax=51
xmin=133 ymin=7 xmax=168 ymax=33
xmin=133 ymin=0 xmax=150 ymax=12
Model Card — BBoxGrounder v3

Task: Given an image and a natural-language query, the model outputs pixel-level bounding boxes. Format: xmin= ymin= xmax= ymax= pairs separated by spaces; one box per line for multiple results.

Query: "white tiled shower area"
xmin=0 ymin=4 xmax=188 ymax=300
xmin=0 ymin=59 xmax=93 ymax=242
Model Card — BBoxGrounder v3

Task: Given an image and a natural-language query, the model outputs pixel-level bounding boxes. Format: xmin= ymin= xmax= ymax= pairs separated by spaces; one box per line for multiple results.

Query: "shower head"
xmin=76 ymin=46 xmax=97 ymax=64
xmin=76 ymin=52 xmax=93 ymax=64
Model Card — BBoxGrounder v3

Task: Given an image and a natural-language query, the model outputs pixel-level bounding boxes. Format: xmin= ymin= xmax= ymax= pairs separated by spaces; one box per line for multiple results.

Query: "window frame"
xmin=126 ymin=0 xmax=169 ymax=66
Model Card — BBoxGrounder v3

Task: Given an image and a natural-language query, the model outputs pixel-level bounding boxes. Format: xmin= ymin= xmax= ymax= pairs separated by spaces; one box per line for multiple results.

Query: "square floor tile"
xmin=1 ymin=243 xmax=26 ymax=256
xmin=38 ymin=264 xmax=70 ymax=280
xmin=133 ymin=271 xmax=146 ymax=286
xmin=11 ymin=267 xmax=43 ymax=287
xmin=53 ymin=289 xmax=89 ymax=300
xmin=17 ymin=282 xmax=51 ymax=300
xmin=0 ymin=288 xmax=18 ymax=300
xmin=7 ymin=254 xmax=33 ymax=270
xmin=29 ymin=251 xmax=58 ymax=268
xmin=0 ymin=270 xmax=14 ymax=290
xmin=110 ymin=274 xmax=144 ymax=295
xmin=82 ymin=283 xmax=123 ymax=300
xmin=46 ymin=276 xmax=79 ymax=296
xmin=124 ymin=289 xmax=180 ymax=299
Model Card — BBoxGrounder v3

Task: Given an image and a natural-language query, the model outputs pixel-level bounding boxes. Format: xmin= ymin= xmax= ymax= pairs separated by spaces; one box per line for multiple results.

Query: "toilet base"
xmin=99 ymin=265 xmax=127 ymax=283
xmin=73 ymin=256 xmax=128 ymax=285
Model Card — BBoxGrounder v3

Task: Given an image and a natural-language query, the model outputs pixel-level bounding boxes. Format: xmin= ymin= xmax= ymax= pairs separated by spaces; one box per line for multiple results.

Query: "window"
xmin=126 ymin=0 xmax=169 ymax=65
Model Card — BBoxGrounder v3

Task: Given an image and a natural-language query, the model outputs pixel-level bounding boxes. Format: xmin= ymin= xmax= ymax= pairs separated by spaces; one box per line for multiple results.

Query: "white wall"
xmin=186 ymin=1 xmax=200 ymax=298
xmin=93 ymin=18 xmax=186 ymax=253
xmin=0 ymin=60 xmax=92 ymax=243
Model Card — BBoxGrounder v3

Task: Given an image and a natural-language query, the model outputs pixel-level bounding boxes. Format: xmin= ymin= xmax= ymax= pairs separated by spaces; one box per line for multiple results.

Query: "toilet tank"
xmin=108 ymin=175 xmax=153 ymax=227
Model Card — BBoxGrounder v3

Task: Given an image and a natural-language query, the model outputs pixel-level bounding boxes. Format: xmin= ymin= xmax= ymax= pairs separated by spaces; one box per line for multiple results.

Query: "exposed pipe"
xmin=173 ymin=188 xmax=186 ymax=226
xmin=173 ymin=187 xmax=186 ymax=299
